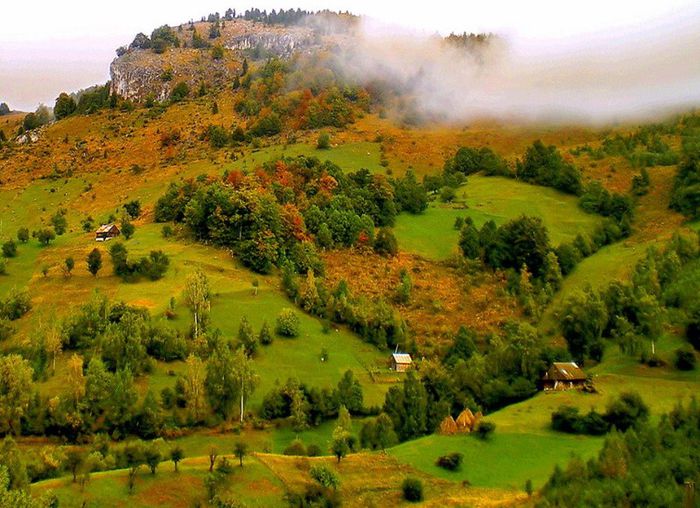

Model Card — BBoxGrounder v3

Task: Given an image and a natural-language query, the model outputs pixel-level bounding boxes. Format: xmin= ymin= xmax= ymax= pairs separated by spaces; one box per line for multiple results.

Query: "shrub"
xmin=436 ymin=452 xmax=463 ymax=471
xmin=374 ymin=228 xmax=398 ymax=257
xmin=161 ymin=225 xmax=174 ymax=238
xmin=476 ymin=421 xmax=496 ymax=440
xmin=310 ymin=465 xmax=340 ymax=489
xmin=603 ymin=391 xmax=649 ymax=431
xmin=439 ymin=186 xmax=457 ymax=203
xmin=33 ymin=228 xmax=56 ymax=246
xmin=283 ymin=439 xmax=307 ymax=456
xmin=259 ymin=321 xmax=273 ymax=345
xmin=16 ymin=227 xmax=29 ymax=243
xmin=306 ymin=444 xmax=323 ymax=457
xmin=317 ymin=132 xmax=331 ymax=149
xmin=276 ymin=308 xmax=299 ymax=337
xmin=401 ymin=477 xmax=424 ymax=502
xmin=0 ymin=319 xmax=14 ymax=341
xmin=675 ymin=346 xmax=697 ymax=371
xmin=207 ymin=125 xmax=229 ymax=148
xmin=171 ymin=82 xmax=190 ymax=102
xmin=2 ymin=240 xmax=17 ymax=258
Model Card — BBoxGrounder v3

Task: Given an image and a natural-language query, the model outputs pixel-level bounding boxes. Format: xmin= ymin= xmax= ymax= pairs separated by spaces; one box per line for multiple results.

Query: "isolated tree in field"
xmin=170 ymin=446 xmax=184 ymax=472
xmin=123 ymin=441 xmax=145 ymax=494
xmin=330 ymin=425 xmax=350 ymax=463
xmin=16 ymin=227 xmax=29 ymax=244
xmin=144 ymin=443 xmax=162 ymax=475
xmin=275 ymin=308 xmax=299 ymax=337
xmin=51 ymin=211 xmax=68 ymax=235
xmin=64 ymin=256 xmax=75 ymax=277
xmin=259 ymin=321 xmax=272 ymax=345
xmin=317 ymin=132 xmax=331 ymax=149
xmin=87 ymin=248 xmax=102 ymax=277
xmin=234 ymin=441 xmax=248 ymax=467
xmin=0 ymin=354 xmax=34 ymax=435
xmin=33 ymin=228 xmax=56 ymax=246
xmin=63 ymin=448 xmax=84 ymax=482
xmin=123 ymin=200 xmax=141 ymax=219
xmin=1 ymin=240 xmax=17 ymax=258
xmin=120 ymin=217 xmax=135 ymax=240
xmin=183 ymin=269 xmax=210 ymax=338
xmin=208 ymin=446 xmax=218 ymax=472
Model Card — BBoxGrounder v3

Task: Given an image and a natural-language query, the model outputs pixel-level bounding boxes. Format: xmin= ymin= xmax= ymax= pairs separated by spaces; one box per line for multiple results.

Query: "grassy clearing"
xmin=538 ymin=240 xmax=654 ymax=335
xmin=31 ymin=456 xmax=284 ymax=508
xmin=258 ymin=451 xmax=525 ymax=507
xmin=11 ymin=222 xmax=391 ymax=411
xmin=225 ymin=141 xmax=384 ymax=174
xmin=394 ymin=175 xmax=602 ymax=260
xmin=389 ymin=432 xmax=602 ymax=490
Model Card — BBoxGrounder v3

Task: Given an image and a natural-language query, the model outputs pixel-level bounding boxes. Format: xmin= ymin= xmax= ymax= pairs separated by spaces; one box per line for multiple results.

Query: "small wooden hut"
xmin=95 ymin=224 xmax=120 ymax=242
xmin=541 ymin=362 xmax=586 ymax=391
xmin=390 ymin=353 xmax=413 ymax=372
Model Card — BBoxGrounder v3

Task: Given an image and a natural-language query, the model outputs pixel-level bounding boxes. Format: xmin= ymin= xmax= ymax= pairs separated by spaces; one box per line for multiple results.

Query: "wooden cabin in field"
xmin=541 ymin=362 xmax=586 ymax=391
xmin=391 ymin=353 xmax=413 ymax=372
xmin=95 ymin=224 xmax=120 ymax=242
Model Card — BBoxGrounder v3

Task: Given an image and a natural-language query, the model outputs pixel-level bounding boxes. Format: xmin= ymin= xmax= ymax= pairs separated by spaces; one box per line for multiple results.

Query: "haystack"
xmin=473 ymin=411 xmax=483 ymax=429
xmin=438 ymin=415 xmax=458 ymax=435
xmin=456 ymin=409 xmax=474 ymax=432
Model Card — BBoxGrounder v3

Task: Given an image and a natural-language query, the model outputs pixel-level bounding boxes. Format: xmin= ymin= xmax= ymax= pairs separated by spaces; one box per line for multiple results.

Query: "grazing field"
xmin=389 ymin=432 xmax=602 ymax=490
xmin=394 ymin=175 xmax=602 ymax=260
xmin=12 ymin=222 xmax=393 ymax=410
xmin=226 ymin=141 xmax=384 ymax=174
xmin=33 ymin=452 xmax=526 ymax=508
xmin=31 ymin=456 xmax=285 ymax=508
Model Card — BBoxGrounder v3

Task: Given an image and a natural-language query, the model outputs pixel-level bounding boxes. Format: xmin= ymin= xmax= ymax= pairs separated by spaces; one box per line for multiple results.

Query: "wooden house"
xmin=95 ymin=224 xmax=120 ymax=242
xmin=391 ymin=353 xmax=412 ymax=372
xmin=541 ymin=362 xmax=586 ymax=391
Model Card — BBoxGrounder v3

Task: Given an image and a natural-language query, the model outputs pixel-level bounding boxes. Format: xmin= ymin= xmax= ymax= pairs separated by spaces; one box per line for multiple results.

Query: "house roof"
xmin=543 ymin=362 xmax=586 ymax=381
xmin=392 ymin=353 xmax=412 ymax=364
xmin=96 ymin=224 xmax=119 ymax=234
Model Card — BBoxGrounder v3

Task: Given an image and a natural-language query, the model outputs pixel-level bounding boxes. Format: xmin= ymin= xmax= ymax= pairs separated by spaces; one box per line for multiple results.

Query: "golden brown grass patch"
xmin=257 ymin=452 xmax=526 ymax=507
xmin=322 ymin=249 xmax=519 ymax=353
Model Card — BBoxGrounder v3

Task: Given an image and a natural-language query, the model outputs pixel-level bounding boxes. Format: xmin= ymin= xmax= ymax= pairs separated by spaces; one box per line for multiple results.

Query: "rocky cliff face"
xmin=110 ymin=20 xmax=321 ymax=102
xmin=224 ymin=30 xmax=317 ymax=58
xmin=110 ymin=49 xmax=238 ymax=103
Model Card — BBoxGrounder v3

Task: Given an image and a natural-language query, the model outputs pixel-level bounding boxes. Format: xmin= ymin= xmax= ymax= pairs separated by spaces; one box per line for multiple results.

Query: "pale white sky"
xmin=1 ymin=0 xmax=699 ymax=111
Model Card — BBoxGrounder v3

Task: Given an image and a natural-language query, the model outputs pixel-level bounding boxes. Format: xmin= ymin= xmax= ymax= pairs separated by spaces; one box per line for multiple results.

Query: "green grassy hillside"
xmin=394 ymin=175 xmax=602 ymax=260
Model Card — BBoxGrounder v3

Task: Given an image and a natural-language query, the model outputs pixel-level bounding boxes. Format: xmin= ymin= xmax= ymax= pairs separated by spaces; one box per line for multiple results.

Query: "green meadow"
xmin=32 ymin=456 xmax=284 ymax=508
xmin=394 ymin=175 xmax=602 ymax=260
xmin=225 ymin=141 xmax=384 ymax=174
xmin=389 ymin=431 xmax=602 ymax=490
